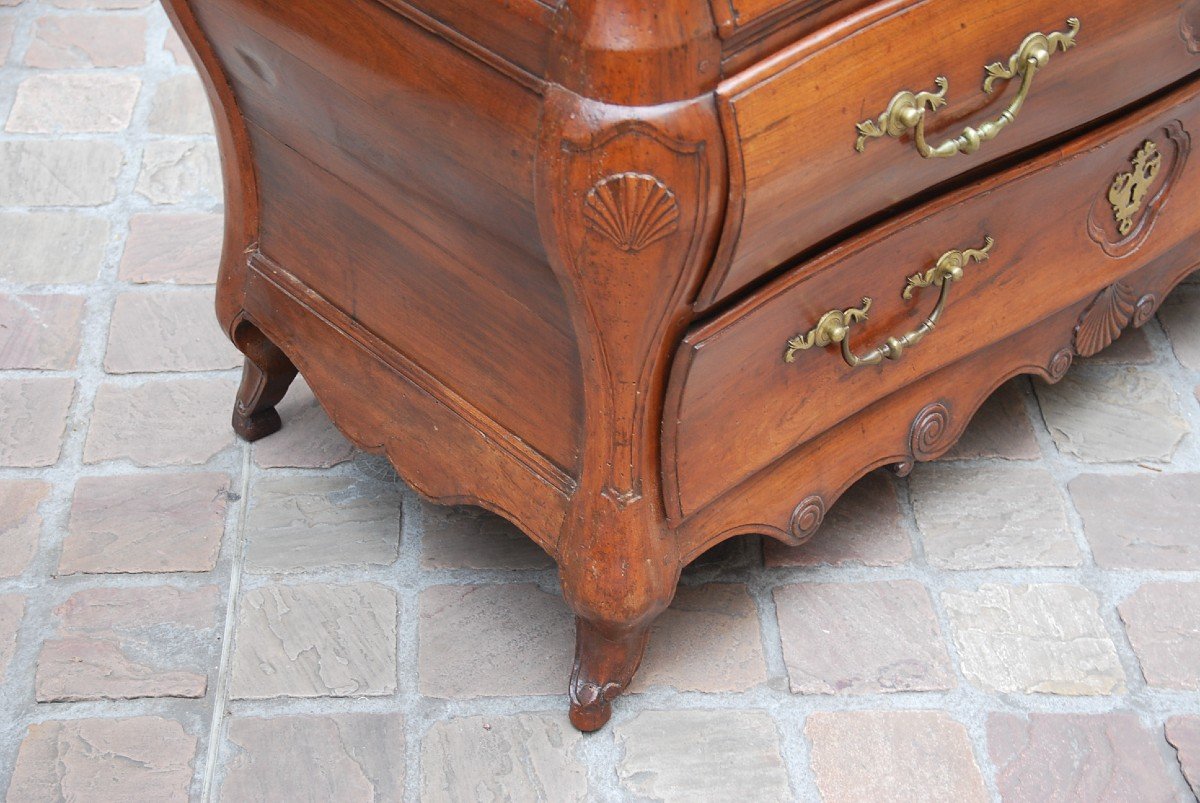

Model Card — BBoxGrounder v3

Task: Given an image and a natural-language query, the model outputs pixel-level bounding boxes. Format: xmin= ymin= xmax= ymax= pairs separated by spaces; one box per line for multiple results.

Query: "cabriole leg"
xmin=231 ymin=320 xmax=297 ymax=442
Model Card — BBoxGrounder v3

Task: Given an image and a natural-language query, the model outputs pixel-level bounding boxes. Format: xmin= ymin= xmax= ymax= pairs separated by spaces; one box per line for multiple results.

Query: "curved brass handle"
xmin=785 ymin=237 xmax=994 ymax=368
xmin=855 ymin=18 xmax=1080 ymax=158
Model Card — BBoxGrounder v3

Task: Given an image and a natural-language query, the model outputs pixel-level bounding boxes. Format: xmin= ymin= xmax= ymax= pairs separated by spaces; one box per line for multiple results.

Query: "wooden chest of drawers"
xmin=165 ymin=0 xmax=1200 ymax=729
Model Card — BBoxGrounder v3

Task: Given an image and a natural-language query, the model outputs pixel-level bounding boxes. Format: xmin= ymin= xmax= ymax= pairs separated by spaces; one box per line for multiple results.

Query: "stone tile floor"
xmin=1 ymin=1 xmax=1200 ymax=800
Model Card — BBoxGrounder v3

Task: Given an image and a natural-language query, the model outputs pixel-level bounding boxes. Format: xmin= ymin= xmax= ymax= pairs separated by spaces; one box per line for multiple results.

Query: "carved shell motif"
xmin=583 ymin=173 xmax=680 ymax=253
xmin=1074 ymin=282 xmax=1137 ymax=357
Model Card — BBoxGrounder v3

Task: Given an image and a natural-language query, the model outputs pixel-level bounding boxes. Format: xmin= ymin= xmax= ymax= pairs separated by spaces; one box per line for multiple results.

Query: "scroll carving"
xmin=583 ymin=173 xmax=680 ymax=253
xmin=1074 ymin=281 xmax=1137 ymax=357
xmin=909 ymin=401 xmax=952 ymax=461
xmin=1047 ymin=347 xmax=1074 ymax=382
xmin=789 ymin=495 xmax=826 ymax=543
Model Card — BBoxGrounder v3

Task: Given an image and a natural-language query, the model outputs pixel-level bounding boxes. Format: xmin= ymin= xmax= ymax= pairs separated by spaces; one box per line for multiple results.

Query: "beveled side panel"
xmin=667 ymin=78 xmax=1200 ymax=520
xmin=191 ymin=0 xmax=585 ymax=475
xmin=703 ymin=0 xmax=1200 ymax=306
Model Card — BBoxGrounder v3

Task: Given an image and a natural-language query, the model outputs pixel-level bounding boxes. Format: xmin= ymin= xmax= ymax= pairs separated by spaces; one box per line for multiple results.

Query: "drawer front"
xmin=702 ymin=0 xmax=1200 ymax=306
xmin=666 ymin=78 xmax=1200 ymax=519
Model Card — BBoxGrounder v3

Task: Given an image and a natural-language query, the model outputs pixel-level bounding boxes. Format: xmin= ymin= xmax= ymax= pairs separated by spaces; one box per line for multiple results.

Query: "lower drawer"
xmin=664 ymin=77 xmax=1200 ymax=520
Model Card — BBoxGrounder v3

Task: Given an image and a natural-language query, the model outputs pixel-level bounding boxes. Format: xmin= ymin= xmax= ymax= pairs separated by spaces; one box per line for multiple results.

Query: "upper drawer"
xmin=700 ymin=0 xmax=1200 ymax=306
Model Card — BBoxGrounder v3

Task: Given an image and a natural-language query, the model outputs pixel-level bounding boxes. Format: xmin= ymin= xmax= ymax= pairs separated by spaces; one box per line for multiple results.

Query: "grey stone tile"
xmin=148 ymin=73 xmax=213 ymax=135
xmin=942 ymin=584 xmax=1125 ymax=695
xmin=6 ymin=73 xmax=141 ymax=133
xmin=940 ymin=380 xmax=1040 ymax=460
xmin=616 ymin=710 xmax=790 ymax=803
xmin=135 ymin=140 xmax=220 ymax=204
xmin=243 ymin=476 xmax=401 ymax=574
xmin=422 ymin=714 xmax=587 ymax=802
xmin=0 ymin=594 xmax=25 ymax=681
xmin=0 ymin=141 xmax=124 ymax=206
xmin=25 ymin=13 xmax=146 ymax=67
xmin=774 ymin=580 xmax=954 ymax=695
xmin=220 ymin=713 xmax=405 ymax=803
xmin=419 ymin=500 xmax=553 ymax=571
xmin=1071 ymin=473 xmax=1200 ymax=570
xmin=230 ymin=582 xmax=397 ymax=699
xmin=0 ymin=377 xmax=74 ymax=467
xmin=251 ymin=378 xmax=356 ymax=470
xmin=1158 ymin=288 xmax=1200 ymax=370
xmin=0 ymin=212 xmax=109 ymax=283
xmin=103 ymin=289 xmax=241 ymax=373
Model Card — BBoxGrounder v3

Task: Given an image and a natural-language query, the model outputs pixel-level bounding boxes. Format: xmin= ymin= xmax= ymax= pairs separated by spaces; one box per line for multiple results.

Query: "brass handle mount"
xmin=785 ymin=237 xmax=994 ymax=368
xmin=855 ymin=18 xmax=1080 ymax=158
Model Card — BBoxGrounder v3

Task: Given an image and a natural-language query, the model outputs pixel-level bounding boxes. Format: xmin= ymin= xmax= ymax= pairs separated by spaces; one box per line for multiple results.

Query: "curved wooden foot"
xmin=231 ymin=321 xmax=297 ymax=442
xmin=569 ymin=617 xmax=651 ymax=731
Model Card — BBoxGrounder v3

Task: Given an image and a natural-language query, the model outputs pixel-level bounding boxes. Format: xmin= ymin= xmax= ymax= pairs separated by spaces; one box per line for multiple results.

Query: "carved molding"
xmin=583 ymin=173 xmax=680 ymax=253
xmin=1074 ymin=281 xmax=1137 ymax=357
xmin=789 ymin=495 xmax=826 ymax=543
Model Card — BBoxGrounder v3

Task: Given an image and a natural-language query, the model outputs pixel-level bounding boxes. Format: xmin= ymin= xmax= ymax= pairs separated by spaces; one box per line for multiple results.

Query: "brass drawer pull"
xmin=785 ymin=237 xmax=994 ymax=367
xmin=855 ymin=18 xmax=1080 ymax=158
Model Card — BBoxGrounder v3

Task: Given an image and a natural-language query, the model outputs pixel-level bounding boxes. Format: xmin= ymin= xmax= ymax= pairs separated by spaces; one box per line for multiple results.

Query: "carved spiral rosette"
xmin=1047 ymin=348 xmax=1074 ymax=382
xmin=1133 ymin=294 xmax=1158 ymax=328
xmin=583 ymin=173 xmax=680 ymax=253
xmin=789 ymin=495 xmax=826 ymax=543
xmin=1073 ymin=282 xmax=1137 ymax=357
xmin=909 ymin=401 xmax=952 ymax=462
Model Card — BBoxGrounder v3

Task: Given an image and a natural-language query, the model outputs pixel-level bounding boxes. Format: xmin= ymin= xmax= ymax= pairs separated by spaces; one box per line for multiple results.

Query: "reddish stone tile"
xmin=631 ymin=584 xmax=767 ymax=693
xmin=84 ymin=378 xmax=236 ymax=466
xmin=0 ymin=479 xmax=48 ymax=578
xmin=989 ymin=712 xmax=1179 ymax=802
xmin=807 ymin=711 xmax=987 ymax=802
xmin=775 ymin=580 xmax=954 ymax=694
xmin=36 ymin=585 xmax=221 ymax=702
xmin=60 ymin=473 xmax=228 ymax=574
xmin=0 ymin=594 xmax=26 ymax=681
xmin=9 ymin=717 xmax=196 ymax=802
xmin=419 ymin=500 xmax=552 ymax=571
xmin=1167 ymin=716 xmax=1200 ymax=796
xmin=1071 ymin=473 xmax=1200 ymax=570
xmin=25 ymin=13 xmax=146 ymax=68
xmin=1119 ymin=582 xmax=1200 ymax=690
xmin=0 ymin=377 xmax=74 ymax=467
xmin=940 ymin=380 xmax=1040 ymax=460
xmin=104 ymin=289 xmax=241 ymax=373
xmin=764 ymin=473 xmax=910 ymax=567
xmin=0 ymin=293 xmax=85 ymax=369
xmin=119 ymin=212 xmax=223 ymax=284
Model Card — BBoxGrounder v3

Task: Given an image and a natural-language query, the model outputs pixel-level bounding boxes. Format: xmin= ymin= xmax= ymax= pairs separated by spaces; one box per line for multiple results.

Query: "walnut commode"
xmin=164 ymin=0 xmax=1200 ymax=729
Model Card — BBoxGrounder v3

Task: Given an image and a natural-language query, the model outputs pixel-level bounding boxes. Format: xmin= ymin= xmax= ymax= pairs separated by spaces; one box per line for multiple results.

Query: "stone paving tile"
xmin=84 ymin=378 xmax=236 ymax=466
xmin=1078 ymin=325 xmax=1155 ymax=364
xmin=36 ymin=585 xmax=221 ymax=701
xmin=0 ymin=479 xmax=48 ymax=578
xmin=230 ymin=582 xmax=397 ymax=699
xmin=0 ymin=141 xmax=124 ymax=206
xmin=1158 ymin=289 xmax=1200 ymax=370
xmin=0 ymin=293 xmax=85 ymax=369
xmin=911 ymin=464 xmax=1080 ymax=570
xmin=8 ymin=717 xmax=197 ymax=802
xmin=631 ymin=583 xmax=767 ymax=693
xmin=243 ymin=476 xmax=401 ymax=573
xmin=59 ymin=472 xmax=228 ymax=574
xmin=0 ymin=17 xmax=14 ymax=63
xmin=0 ymin=212 xmax=109 ymax=283
xmin=1167 ymin=716 xmax=1200 ymax=796
xmin=135 ymin=140 xmax=221 ymax=205
xmin=251 ymin=377 xmax=357 ymax=470
xmin=6 ymin=73 xmax=141 ymax=133
xmin=774 ymin=580 xmax=954 ymax=695
xmin=807 ymin=710 xmax=987 ymax=802
xmin=118 ymin=211 xmax=223 ymax=284
xmin=1036 ymin=367 xmax=1189 ymax=463
xmin=418 ymin=499 xmax=552 ymax=571
xmin=104 ymin=289 xmax=241 ymax=373
xmin=616 ymin=710 xmax=790 ymax=803
xmin=422 ymin=713 xmax=586 ymax=802
xmin=220 ymin=713 xmax=405 ymax=803
xmin=988 ymin=712 xmax=1180 ymax=802
xmin=943 ymin=584 xmax=1125 ymax=695
xmin=25 ymin=13 xmax=147 ymax=67
xmin=0 ymin=377 xmax=74 ymax=467
xmin=49 ymin=0 xmax=153 ymax=6
xmin=940 ymin=380 xmax=1041 ymax=460
xmin=0 ymin=594 xmax=25 ymax=681
xmin=148 ymin=73 xmax=213 ymax=135
xmin=764 ymin=472 xmax=911 ymax=567
xmin=1118 ymin=582 xmax=1200 ymax=691
xmin=419 ymin=583 xmax=572 ymax=698
xmin=1070 ymin=473 xmax=1200 ymax=570
xmin=163 ymin=27 xmax=190 ymax=65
